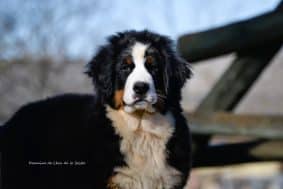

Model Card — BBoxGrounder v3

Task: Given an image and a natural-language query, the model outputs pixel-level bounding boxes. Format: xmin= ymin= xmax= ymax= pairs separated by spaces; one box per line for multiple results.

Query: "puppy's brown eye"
xmin=146 ymin=56 xmax=154 ymax=64
xmin=121 ymin=56 xmax=134 ymax=73
xmin=124 ymin=56 xmax=133 ymax=65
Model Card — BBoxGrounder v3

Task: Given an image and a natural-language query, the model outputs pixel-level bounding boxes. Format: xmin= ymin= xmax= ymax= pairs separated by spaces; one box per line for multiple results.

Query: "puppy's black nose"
xmin=133 ymin=82 xmax=149 ymax=95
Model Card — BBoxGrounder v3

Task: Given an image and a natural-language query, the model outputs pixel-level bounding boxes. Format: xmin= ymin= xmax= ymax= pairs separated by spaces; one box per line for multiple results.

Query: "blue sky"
xmin=73 ymin=0 xmax=280 ymax=58
xmin=99 ymin=0 xmax=280 ymax=36
xmin=0 ymin=0 xmax=280 ymax=59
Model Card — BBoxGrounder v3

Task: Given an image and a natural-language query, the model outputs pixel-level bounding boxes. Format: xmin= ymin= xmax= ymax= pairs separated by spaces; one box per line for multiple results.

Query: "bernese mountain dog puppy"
xmin=1 ymin=30 xmax=192 ymax=189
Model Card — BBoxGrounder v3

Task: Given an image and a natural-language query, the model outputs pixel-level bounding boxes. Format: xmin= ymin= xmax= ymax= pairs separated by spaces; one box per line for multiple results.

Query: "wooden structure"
xmin=178 ymin=2 xmax=283 ymax=168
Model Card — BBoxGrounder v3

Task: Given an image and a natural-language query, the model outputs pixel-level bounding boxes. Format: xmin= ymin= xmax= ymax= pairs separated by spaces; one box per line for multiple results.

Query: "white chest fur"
xmin=106 ymin=106 xmax=181 ymax=189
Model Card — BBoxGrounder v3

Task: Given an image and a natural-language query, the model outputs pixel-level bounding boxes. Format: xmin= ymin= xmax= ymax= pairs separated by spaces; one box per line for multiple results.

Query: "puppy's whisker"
xmin=157 ymin=96 xmax=165 ymax=102
xmin=158 ymin=97 xmax=165 ymax=101
xmin=157 ymin=94 xmax=166 ymax=99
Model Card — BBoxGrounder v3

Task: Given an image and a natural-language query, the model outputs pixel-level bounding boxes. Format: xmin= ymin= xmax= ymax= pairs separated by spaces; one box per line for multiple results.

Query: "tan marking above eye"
xmin=146 ymin=55 xmax=154 ymax=64
xmin=125 ymin=56 xmax=133 ymax=65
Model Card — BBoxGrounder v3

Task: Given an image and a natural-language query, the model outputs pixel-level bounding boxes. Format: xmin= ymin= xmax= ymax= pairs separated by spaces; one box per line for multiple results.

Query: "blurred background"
xmin=0 ymin=0 xmax=282 ymax=189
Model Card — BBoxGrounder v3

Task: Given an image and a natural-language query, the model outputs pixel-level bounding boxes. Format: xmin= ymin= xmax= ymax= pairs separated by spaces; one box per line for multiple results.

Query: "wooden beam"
xmin=277 ymin=0 xmax=283 ymax=10
xmin=187 ymin=112 xmax=283 ymax=139
xmin=193 ymin=140 xmax=283 ymax=168
xmin=196 ymin=42 xmax=282 ymax=112
xmin=177 ymin=8 xmax=283 ymax=62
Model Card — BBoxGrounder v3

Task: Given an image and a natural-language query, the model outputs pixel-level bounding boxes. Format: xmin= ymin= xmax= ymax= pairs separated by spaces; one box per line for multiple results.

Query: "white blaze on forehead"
xmin=130 ymin=42 xmax=149 ymax=81
xmin=131 ymin=42 xmax=148 ymax=65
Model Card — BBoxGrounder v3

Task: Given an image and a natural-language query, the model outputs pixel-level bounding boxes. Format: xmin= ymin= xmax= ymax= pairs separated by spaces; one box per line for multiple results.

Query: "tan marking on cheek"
xmin=114 ymin=90 xmax=124 ymax=109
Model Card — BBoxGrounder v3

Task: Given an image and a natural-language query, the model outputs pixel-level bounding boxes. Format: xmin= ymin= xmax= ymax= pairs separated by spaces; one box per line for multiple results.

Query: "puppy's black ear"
xmin=85 ymin=46 xmax=114 ymax=101
xmin=174 ymin=55 xmax=192 ymax=88
xmin=160 ymin=35 xmax=192 ymax=90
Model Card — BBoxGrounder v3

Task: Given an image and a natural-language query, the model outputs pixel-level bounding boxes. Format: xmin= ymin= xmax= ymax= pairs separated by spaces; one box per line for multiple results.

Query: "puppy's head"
xmin=86 ymin=30 xmax=191 ymax=113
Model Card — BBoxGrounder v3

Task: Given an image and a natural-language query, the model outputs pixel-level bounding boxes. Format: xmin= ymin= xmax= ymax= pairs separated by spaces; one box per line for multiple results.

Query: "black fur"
xmin=1 ymin=30 xmax=192 ymax=189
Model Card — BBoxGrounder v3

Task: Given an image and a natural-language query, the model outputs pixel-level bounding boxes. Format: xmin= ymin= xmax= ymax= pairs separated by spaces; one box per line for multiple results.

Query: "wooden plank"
xmin=196 ymin=42 xmax=282 ymax=112
xmin=277 ymin=0 xmax=283 ymax=10
xmin=193 ymin=140 xmax=283 ymax=168
xmin=177 ymin=8 xmax=283 ymax=62
xmin=187 ymin=112 xmax=283 ymax=139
